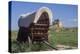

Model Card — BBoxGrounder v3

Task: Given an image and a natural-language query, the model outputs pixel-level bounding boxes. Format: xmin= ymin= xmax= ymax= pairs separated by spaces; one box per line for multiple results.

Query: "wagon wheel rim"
xmin=28 ymin=36 xmax=32 ymax=50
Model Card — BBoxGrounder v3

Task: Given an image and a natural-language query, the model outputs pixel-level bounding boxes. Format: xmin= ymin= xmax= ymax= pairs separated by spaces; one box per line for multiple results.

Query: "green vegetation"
xmin=49 ymin=27 xmax=78 ymax=47
xmin=10 ymin=27 xmax=78 ymax=53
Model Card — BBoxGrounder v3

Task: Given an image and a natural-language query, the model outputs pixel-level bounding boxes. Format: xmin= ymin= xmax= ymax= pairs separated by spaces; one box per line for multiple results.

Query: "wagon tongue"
xmin=43 ymin=40 xmax=58 ymax=50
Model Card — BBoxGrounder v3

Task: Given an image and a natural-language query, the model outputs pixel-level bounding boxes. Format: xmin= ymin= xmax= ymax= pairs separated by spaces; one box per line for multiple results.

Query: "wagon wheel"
xmin=28 ymin=36 xmax=32 ymax=50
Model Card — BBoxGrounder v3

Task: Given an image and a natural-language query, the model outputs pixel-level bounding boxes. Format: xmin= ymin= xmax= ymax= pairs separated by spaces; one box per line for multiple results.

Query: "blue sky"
xmin=10 ymin=1 xmax=78 ymax=30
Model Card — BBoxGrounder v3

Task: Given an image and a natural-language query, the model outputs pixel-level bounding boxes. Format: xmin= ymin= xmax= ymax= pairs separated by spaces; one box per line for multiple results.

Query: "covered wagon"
xmin=17 ymin=7 xmax=53 ymax=43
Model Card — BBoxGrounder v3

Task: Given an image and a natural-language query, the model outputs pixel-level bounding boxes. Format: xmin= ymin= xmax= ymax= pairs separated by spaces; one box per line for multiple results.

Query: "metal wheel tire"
xmin=28 ymin=36 xmax=32 ymax=50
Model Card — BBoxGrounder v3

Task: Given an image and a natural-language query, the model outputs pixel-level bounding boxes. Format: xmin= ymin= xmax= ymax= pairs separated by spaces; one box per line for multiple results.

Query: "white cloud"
xmin=73 ymin=18 xmax=78 ymax=22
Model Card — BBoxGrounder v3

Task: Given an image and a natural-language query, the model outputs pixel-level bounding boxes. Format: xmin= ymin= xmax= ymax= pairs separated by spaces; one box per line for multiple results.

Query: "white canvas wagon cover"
xmin=18 ymin=7 xmax=53 ymax=28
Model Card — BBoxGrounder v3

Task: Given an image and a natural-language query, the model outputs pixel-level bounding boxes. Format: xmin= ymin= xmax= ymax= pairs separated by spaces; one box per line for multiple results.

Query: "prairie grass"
xmin=10 ymin=28 xmax=78 ymax=53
